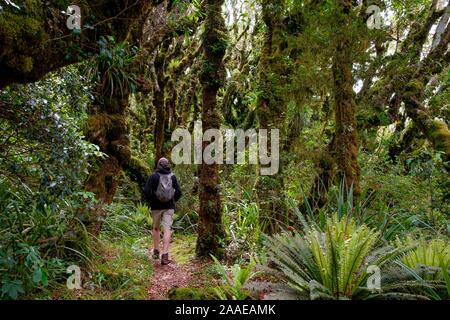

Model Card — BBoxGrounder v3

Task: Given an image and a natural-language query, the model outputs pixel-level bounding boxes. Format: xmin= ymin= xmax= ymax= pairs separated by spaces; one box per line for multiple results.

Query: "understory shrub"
xmin=266 ymin=206 xmax=446 ymax=300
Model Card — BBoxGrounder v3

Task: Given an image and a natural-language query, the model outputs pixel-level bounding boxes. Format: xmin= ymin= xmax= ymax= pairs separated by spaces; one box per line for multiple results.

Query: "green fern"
xmin=211 ymin=255 xmax=260 ymax=300
xmin=267 ymin=212 xmax=411 ymax=299
xmin=397 ymin=237 xmax=449 ymax=280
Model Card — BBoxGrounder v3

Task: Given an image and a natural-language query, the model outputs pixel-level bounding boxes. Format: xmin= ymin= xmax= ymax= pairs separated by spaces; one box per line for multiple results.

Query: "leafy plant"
xmin=211 ymin=255 xmax=260 ymax=300
xmin=1 ymin=279 xmax=24 ymax=300
xmin=0 ymin=68 xmax=99 ymax=299
xmin=0 ymin=242 xmax=50 ymax=299
xmin=222 ymin=198 xmax=264 ymax=263
xmin=87 ymin=36 xmax=138 ymax=97
xmin=267 ymin=205 xmax=417 ymax=300
xmin=358 ymin=150 xmax=448 ymax=240
xmin=396 ymin=237 xmax=449 ymax=281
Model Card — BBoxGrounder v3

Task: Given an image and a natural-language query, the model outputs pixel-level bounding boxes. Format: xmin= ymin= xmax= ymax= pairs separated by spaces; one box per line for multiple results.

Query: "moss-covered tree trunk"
xmin=195 ymin=0 xmax=227 ymax=258
xmin=0 ymin=0 xmax=156 ymax=88
xmin=402 ymin=84 xmax=450 ymax=162
xmin=255 ymin=0 xmax=287 ymax=233
xmin=167 ymin=78 xmax=179 ymax=132
xmin=84 ymin=86 xmax=131 ymax=234
xmin=363 ymin=2 xmax=450 ymax=164
xmin=154 ymin=77 xmax=167 ymax=163
xmin=300 ymin=135 xmax=336 ymax=212
xmin=332 ymin=0 xmax=361 ymax=197
xmin=152 ymin=41 xmax=174 ymax=164
xmin=401 ymin=24 xmax=450 ymax=162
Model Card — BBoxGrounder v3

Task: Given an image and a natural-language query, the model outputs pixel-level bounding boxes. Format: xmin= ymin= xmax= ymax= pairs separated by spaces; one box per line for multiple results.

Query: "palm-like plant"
xmin=308 ymin=215 xmax=379 ymax=297
xmin=267 ymin=208 xmax=411 ymax=300
xmin=397 ymin=237 xmax=449 ymax=281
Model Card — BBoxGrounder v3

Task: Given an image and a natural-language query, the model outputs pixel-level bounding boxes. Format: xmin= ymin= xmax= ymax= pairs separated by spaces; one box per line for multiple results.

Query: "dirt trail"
xmin=147 ymin=259 xmax=208 ymax=299
xmin=147 ymin=234 xmax=212 ymax=300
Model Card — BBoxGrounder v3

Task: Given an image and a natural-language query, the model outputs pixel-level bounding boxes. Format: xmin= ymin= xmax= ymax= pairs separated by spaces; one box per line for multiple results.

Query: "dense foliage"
xmin=0 ymin=0 xmax=448 ymax=300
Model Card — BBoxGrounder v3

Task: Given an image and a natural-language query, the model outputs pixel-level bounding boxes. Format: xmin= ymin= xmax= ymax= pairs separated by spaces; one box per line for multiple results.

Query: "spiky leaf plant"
xmin=85 ymin=36 xmax=138 ymax=97
xmin=397 ymin=237 xmax=449 ymax=281
xmin=211 ymin=255 xmax=260 ymax=300
xmin=267 ymin=208 xmax=416 ymax=300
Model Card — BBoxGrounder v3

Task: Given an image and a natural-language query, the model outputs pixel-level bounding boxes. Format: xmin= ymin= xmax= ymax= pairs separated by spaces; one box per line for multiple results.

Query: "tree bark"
xmin=332 ymin=0 xmax=361 ymax=197
xmin=85 ymin=91 xmax=131 ymax=234
xmin=196 ymin=0 xmax=227 ymax=258
xmin=153 ymin=42 xmax=169 ymax=164
xmin=255 ymin=0 xmax=288 ymax=233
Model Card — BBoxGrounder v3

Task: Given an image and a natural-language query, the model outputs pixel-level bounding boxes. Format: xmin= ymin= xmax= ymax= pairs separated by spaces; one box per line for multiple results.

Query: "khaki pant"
xmin=151 ymin=209 xmax=174 ymax=230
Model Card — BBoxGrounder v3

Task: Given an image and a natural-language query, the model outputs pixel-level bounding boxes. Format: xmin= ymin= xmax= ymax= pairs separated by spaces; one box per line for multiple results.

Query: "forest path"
xmin=147 ymin=233 xmax=213 ymax=300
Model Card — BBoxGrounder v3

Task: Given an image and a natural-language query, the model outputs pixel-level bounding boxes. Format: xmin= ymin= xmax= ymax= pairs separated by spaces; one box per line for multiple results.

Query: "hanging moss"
xmin=427 ymin=119 xmax=450 ymax=156
xmin=111 ymin=139 xmax=131 ymax=165
xmin=83 ymin=72 xmax=132 ymax=234
xmin=86 ymin=114 xmax=128 ymax=140
xmin=124 ymin=156 xmax=151 ymax=187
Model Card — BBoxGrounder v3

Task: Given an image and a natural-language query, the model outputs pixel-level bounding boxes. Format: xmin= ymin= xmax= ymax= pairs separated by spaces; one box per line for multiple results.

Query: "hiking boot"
xmin=161 ymin=253 xmax=172 ymax=265
xmin=152 ymin=249 xmax=160 ymax=260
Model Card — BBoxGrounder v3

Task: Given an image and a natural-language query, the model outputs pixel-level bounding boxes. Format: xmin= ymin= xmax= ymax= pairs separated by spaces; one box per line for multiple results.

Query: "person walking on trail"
xmin=144 ymin=157 xmax=182 ymax=265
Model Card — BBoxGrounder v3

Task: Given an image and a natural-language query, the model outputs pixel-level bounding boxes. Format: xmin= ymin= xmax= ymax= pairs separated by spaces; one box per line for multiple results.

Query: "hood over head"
xmin=156 ymin=157 xmax=171 ymax=173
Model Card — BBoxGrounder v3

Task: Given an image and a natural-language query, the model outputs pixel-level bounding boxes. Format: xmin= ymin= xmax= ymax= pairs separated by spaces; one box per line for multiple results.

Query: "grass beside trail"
xmin=31 ymin=233 xmax=207 ymax=300
xmin=171 ymin=233 xmax=197 ymax=264
xmin=33 ymin=235 xmax=153 ymax=300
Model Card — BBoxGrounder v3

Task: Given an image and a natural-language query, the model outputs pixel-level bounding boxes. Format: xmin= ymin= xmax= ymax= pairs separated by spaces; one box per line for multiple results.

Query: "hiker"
xmin=143 ymin=157 xmax=182 ymax=265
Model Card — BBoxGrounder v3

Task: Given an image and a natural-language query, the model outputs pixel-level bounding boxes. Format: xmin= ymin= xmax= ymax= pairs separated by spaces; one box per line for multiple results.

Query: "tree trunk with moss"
xmin=402 ymin=83 xmax=450 ymax=162
xmin=400 ymin=23 xmax=450 ymax=162
xmin=363 ymin=3 xmax=450 ymax=163
xmin=167 ymin=78 xmax=179 ymax=132
xmin=255 ymin=0 xmax=288 ymax=233
xmin=195 ymin=0 xmax=227 ymax=258
xmin=332 ymin=0 xmax=361 ymax=197
xmin=84 ymin=87 xmax=131 ymax=234
xmin=153 ymin=47 xmax=168 ymax=164
xmin=300 ymin=135 xmax=336 ymax=212
xmin=0 ymin=0 xmax=158 ymax=89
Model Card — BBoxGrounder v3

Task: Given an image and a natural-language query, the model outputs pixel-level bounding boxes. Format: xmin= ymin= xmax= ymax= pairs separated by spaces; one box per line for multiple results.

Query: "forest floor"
xmin=32 ymin=231 xmax=283 ymax=300
xmin=147 ymin=234 xmax=216 ymax=300
xmin=32 ymin=233 xmax=218 ymax=300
